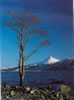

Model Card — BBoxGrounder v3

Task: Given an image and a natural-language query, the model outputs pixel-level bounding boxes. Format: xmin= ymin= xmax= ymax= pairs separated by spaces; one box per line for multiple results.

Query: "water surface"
xmin=1 ymin=70 xmax=74 ymax=88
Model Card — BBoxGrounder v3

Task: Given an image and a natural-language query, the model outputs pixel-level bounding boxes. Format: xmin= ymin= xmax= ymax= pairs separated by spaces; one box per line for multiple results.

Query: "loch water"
xmin=1 ymin=70 xmax=74 ymax=88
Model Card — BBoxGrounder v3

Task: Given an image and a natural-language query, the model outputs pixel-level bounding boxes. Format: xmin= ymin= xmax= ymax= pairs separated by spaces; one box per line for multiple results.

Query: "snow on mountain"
xmin=1 ymin=67 xmax=19 ymax=72
xmin=47 ymin=57 xmax=74 ymax=70
xmin=29 ymin=57 xmax=74 ymax=70
xmin=58 ymin=57 xmax=74 ymax=64
xmin=46 ymin=56 xmax=60 ymax=64
xmin=39 ymin=56 xmax=60 ymax=64
xmin=1 ymin=57 xmax=74 ymax=72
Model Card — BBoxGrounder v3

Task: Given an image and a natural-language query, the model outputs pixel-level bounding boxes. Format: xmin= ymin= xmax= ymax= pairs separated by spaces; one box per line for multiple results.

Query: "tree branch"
xmin=24 ymin=40 xmax=51 ymax=61
xmin=6 ymin=37 xmax=19 ymax=47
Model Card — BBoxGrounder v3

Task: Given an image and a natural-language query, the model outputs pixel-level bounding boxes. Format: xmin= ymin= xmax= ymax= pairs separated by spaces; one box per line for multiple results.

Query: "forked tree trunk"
xmin=19 ymin=43 xmax=25 ymax=87
xmin=19 ymin=48 xmax=25 ymax=87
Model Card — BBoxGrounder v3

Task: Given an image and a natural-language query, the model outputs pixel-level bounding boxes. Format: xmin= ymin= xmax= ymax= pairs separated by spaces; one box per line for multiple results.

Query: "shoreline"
xmin=1 ymin=84 xmax=74 ymax=100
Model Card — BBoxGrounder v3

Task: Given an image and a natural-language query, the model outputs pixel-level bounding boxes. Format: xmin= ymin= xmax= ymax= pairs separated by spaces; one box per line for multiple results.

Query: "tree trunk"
xmin=18 ymin=47 xmax=22 ymax=86
xmin=20 ymin=73 xmax=23 ymax=87
xmin=19 ymin=47 xmax=25 ymax=87
xmin=21 ymin=47 xmax=24 ymax=87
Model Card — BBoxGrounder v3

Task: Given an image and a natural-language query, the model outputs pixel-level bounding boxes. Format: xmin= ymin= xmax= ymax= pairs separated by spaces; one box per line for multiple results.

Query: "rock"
xmin=5 ymin=85 xmax=10 ymax=89
xmin=49 ymin=94 xmax=58 ymax=100
xmin=60 ymin=85 xmax=71 ymax=93
xmin=30 ymin=90 xmax=35 ymax=94
xmin=6 ymin=96 xmax=10 ymax=99
xmin=16 ymin=86 xmax=19 ymax=89
xmin=56 ymin=92 xmax=60 ymax=97
xmin=21 ymin=98 xmax=24 ymax=100
xmin=41 ymin=95 xmax=45 ymax=100
xmin=59 ymin=95 xmax=64 ymax=100
xmin=59 ymin=97 xmax=64 ymax=100
xmin=10 ymin=90 xmax=15 ymax=96
xmin=25 ymin=87 xmax=30 ymax=92
xmin=1 ymin=85 xmax=74 ymax=100
xmin=47 ymin=86 xmax=52 ymax=90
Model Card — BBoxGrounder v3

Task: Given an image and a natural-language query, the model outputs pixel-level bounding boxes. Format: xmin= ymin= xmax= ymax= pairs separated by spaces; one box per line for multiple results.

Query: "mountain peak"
xmin=39 ymin=56 xmax=60 ymax=64
xmin=47 ymin=56 xmax=60 ymax=64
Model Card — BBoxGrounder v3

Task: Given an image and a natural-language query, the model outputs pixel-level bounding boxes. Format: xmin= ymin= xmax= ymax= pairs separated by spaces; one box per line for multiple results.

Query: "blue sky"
xmin=0 ymin=0 xmax=74 ymax=67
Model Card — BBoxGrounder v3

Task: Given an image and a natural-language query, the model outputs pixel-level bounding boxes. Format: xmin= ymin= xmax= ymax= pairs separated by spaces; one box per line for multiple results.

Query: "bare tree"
xmin=3 ymin=9 xmax=51 ymax=87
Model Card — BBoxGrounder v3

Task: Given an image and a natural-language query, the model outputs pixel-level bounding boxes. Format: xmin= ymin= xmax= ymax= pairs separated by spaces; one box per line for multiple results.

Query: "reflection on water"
xmin=1 ymin=70 xmax=74 ymax=88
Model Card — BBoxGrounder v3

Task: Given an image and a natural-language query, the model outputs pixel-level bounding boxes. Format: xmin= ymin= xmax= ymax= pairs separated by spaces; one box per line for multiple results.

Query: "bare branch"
xmin=3 ymin=9 xmax=51 ymax=87
xmin=29 ymin=28 xmax=48 ymax=40
xmin=16 ymin=32 xmax=21 ymax=42
xmin=40 ymin=40 xmax=51 ymax=46
xmin=3 ymin=22 xmax=21 ymax=33
xmin=6 ymin=37 xmax=19 ymax=47
xmin=24 ymin=40 xmax=51 ymax=61
xmin=8 ymin=10 xmax=24 ymax=22
xmin=3 ymin=10 xmax=51 ymax=63
xmin=23 ymin=39 xmax=30 ymax=48
xmin=30 ymin=28 xmax=47 ymax=35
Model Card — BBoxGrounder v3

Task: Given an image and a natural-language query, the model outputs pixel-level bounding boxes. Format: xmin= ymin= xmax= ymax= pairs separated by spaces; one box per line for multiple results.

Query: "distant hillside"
xmin=1 ymin=57 xmax=74 ymax=72
xmin=47 ymin=57 xmax=74 ymax=70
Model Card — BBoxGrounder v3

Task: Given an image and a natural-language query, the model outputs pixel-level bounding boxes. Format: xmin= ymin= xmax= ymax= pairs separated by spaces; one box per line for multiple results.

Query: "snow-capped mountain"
xmin=1 ymin=57 xmax=74 ymax=72
xmin=29 ymin=57 xmax=74 ymax=70
xmin=46 ymin=56 xmax=60 ymax=64
xmin=47 ymin=57 xmax=74 ymax=70
xmin=38 ymin=56 xmax=60 ymax=64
